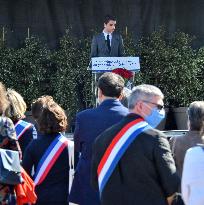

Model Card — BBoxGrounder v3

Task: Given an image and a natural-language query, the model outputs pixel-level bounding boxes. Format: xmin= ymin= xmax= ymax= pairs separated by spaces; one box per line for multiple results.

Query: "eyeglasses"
xmin=142 ymin=100 xmax=164 ymax=110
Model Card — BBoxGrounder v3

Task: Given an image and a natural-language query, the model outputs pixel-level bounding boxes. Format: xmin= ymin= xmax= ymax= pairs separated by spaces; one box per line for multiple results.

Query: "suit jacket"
xmin=22 ymin=133 xmax=69 ymax=204
xmin=91 ymin=113 xmax=180 ymax=205
xmin=69 ymin=99 xmax=128 ymax=205
xmin=170 ymin=131 xmax=204 ymax=177
xmin=90 ymin=32 xmax=124 ymax=58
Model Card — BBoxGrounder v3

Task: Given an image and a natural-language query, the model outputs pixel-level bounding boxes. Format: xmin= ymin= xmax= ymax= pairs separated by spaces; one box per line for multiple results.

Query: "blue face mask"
xmin=145 ymin=107 xmax=165 ymax=128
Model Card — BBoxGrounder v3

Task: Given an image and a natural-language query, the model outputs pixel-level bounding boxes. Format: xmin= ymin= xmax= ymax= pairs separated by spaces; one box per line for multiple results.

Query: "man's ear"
xmin=134 ymin=101 xmax=143 ymax=113
xmin=98 ymin=88 xmax=103 ymax=99
xmin=137 ymin=101 xmax=143 ymax=111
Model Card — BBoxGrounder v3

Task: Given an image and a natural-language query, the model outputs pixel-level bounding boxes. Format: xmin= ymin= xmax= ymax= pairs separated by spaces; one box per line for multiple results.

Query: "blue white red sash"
xmin=15 ymin=120 xmax=33 ymax=140
xmin=97 ymin=118 xmax=150 ymax=195
xmin=34 ymin=133 xmax=69 ymax=186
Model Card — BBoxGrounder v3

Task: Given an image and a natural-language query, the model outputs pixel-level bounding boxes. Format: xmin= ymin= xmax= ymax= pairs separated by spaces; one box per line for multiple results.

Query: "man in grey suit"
xmin=90 ymin=15 xmax=124 ymax=58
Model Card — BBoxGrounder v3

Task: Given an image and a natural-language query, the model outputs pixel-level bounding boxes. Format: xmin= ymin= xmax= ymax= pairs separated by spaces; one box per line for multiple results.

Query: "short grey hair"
xmin=128 ymin=84 xmax=164 ymax=109
xmin=120 ymin=87 xmax=132 ymax=108
xmin=188 ymin=101 xmax=204 ymax=132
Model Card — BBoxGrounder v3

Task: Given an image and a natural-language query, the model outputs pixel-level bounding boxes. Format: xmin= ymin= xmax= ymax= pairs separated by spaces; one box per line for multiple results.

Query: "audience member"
xmin=182 ymin=145 xmax=204 ymax=205
xmin=5 ymin=89 xmax=37 ymax=156
xmin=170 ymin=101 xmax=204 ymax=177
xmin=0 ymin=82 xmax=21 ymax=205
xmin=91 ymin=84 xmax=179 ymax=205
xmin=31 ymin=95 xmax=54 ymax=133
xmin=23 ymin=101 xmax=70 ymax=205
xmin=119 ymin=87 xmax=132 ymax=107
xmin=69 ymin=72 xmax=129 ymax=205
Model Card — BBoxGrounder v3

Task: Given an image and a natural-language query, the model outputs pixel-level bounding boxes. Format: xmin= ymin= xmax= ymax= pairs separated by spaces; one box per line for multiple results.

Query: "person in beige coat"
xmin=170 ymin=101 xmax=204 ymax=177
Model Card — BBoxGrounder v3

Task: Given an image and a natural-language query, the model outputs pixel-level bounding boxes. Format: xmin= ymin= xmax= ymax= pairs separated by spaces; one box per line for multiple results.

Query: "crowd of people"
xmin=0 ymin=71 xmax=203 ymax=205
xmin=0 ymin=14 xmax=203 ymax=205
xmin=0 ymin=82 xmax=71 ymax=205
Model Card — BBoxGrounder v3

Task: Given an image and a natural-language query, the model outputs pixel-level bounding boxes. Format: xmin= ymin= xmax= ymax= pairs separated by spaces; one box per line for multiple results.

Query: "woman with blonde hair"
xmin=23 ymin=100 xmax=70 ymax=205
xmin=5 ymin=89 xmax=37 ymax=156
xmin=0 ymin=82 xmax=21 ymax=205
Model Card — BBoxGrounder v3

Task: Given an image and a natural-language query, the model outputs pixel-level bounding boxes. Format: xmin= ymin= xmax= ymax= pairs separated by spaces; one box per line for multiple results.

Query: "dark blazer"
xmin=90 ymin=32 xmax=124 ymax=58
xmin=69 ymin=99 xmax=128 ymax=205
xmin=91 ymin=113 xmax=180 ymax=205
xmin=22 ymin=133 xmax=69 ymax=205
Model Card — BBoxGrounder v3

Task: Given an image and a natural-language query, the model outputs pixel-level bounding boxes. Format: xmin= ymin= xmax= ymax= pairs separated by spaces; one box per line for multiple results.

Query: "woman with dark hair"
xmin=0 ymin=82 xmax=21 ymax=205
xmin=22 ymin=101 xmax=70 ymax=205
xmin=31 ymin=95 xmax=54 ymax=120
xmin=31 ymin=95 xmax=54 ymax=134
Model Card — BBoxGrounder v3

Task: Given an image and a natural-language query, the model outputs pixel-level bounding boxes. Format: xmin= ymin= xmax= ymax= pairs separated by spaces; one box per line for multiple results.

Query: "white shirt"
xmin=103 ymin=31 xmax=112 ymax=46
xmin=182 ymin=146 xmax=204 ymax=205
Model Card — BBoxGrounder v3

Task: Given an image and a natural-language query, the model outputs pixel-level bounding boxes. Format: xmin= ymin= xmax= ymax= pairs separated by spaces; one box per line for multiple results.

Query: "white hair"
xmin=128 ymin=84 xmax=164 ymax=109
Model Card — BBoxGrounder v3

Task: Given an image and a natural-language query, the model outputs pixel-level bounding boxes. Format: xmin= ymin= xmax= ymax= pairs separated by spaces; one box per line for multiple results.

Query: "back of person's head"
xmin=104 ymin=14 xmax=116 ymax=24
xmin=128 ymin=84 xmax=164 ymax=110
xmin=31 ymin=95 xmax=54 ymax=120
xmin=188 ymin=101 xmax=204 ymax=133
xmin=37 ymin=101 xmax=67 ymax=134
xmin=0 ymin=82 xmax=9 ymax=115
xmin=97 ymin=72 xmax=125 ymax=98
xmin=120 ymin=87 xmax=132 ymax=108
xmin=5 ymin=89 xmax=27 ymax=121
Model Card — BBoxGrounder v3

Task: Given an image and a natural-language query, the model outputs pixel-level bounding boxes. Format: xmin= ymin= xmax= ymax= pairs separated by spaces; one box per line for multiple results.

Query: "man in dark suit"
xmin=90 ymin=15 xmax=124 ymax=58
xmin=91 ymin=84 xmax=180 ymax=205
xmin=69 ymin=72 xmax=129 ymax=205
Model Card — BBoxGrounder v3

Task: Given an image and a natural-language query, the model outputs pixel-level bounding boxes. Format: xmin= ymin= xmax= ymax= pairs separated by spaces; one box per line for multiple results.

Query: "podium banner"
xmin=91 ymin=57 xmax=140 ymax=72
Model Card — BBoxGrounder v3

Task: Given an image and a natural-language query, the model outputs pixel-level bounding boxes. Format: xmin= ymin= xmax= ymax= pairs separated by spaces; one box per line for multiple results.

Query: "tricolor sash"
xmin=97 ymin=118 xmax=150 ymax=195
xmin=34 ymin=133 xmax=69 ymax=186
xmin=15 ymin=120 xmax=33 ymax=140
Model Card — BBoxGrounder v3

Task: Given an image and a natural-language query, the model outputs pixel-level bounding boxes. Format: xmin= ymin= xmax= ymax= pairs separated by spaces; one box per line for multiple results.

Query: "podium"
xmin=89 ymin=57 xmax=140 ymax=107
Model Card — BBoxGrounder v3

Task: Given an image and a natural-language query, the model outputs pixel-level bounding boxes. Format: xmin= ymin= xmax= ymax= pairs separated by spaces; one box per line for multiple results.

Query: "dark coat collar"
xmin=99 ymin=98 xmax=122 ymax=107
xmin=121 ymin=113 xmax=144 ymax=123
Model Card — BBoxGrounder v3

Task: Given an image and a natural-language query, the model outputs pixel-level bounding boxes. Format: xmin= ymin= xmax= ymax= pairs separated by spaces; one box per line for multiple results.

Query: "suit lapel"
xmin=110 ymin=33 xmax=118 ymax=56
xmin=97 ymin=99 xmax=122 ymax=110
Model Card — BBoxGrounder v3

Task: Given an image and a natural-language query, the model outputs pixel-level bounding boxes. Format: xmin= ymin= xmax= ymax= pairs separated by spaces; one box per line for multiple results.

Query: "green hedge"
xmin=0 ymin=29 xmax=203 ymax=125
xmin=135 ymin=29 xmax=203 ymax=107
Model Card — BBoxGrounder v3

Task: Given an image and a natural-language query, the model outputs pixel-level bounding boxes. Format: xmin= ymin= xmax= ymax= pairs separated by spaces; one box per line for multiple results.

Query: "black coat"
xmin=91 ymin=113 xmax=180 ymax=205
xmin=22 ymin=133 xmax=69 ymax=205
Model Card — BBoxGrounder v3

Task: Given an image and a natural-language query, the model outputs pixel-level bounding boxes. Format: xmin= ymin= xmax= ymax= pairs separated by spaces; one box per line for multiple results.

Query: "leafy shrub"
xmin=0 ymin=37 xmax=51 ymax=108
xmin=51 ymin=30 xmax=92 ymax=120
xmin=137 ymin=29 xmax=202 ymax=107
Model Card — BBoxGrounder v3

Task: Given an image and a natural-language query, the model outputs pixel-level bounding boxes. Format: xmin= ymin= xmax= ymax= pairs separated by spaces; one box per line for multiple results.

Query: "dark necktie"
xmin=107 ymin=34 xmax=111 ymax=52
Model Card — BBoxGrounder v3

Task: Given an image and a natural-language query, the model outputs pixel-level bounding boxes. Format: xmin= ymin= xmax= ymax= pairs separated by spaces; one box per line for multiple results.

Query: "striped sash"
xmin=97 ymin=118 xmax=150 ymax=195
xmin=15 ymin=120 xmax=33 ymax=140
xmin=34 ymin=133 xmax=69 ymax=186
